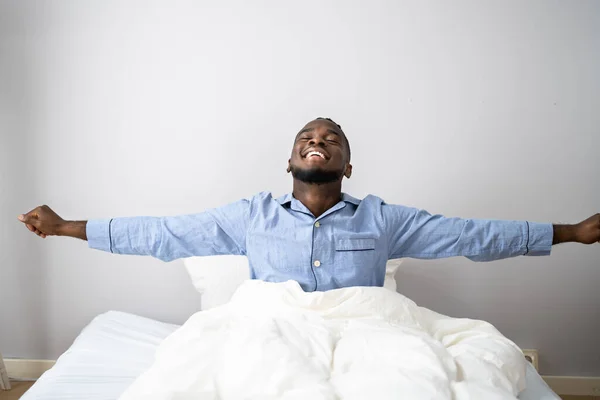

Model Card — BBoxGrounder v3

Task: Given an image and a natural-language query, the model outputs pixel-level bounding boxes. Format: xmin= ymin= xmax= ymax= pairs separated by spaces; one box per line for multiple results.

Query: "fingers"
xmin=20 ymin=213 xmax=39 ymax=229
xmin=32 ymin=227 xmax=46 ymax=238
xmin=25 ymin=223 xmax=46 ymax=238
xmin=19 ymin=211 xmax=47 ymax=238
xmin=18 ymin=211 xmax=37 ymax=225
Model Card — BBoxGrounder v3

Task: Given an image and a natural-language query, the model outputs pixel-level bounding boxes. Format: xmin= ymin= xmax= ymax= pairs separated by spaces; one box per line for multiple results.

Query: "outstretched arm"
xmin=18 ymin=200 xmax=250 ymax=262
xmin=383 ymin=204 xmax=599 ymax=261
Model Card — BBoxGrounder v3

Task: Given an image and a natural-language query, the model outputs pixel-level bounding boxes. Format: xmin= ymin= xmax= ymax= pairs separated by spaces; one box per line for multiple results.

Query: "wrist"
xmin=58 ymin=220 xmax=87 ymax=240
xmin=552 ymin=224 xmax=578 ymax=245
xmin=55 ymin=220 xmax=68 ymax=236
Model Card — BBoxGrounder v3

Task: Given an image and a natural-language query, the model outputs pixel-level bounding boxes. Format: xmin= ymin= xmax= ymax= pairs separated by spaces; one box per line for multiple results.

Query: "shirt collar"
xmin=275 ymin=192 xmax=361 ymax=206
xmin=341 ymin=193 xmax=361 ymax=206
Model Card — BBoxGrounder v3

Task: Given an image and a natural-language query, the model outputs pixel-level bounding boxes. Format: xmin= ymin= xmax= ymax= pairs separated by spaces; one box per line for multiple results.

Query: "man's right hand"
xmin=18 ymin=205 xmax=66 ymax=239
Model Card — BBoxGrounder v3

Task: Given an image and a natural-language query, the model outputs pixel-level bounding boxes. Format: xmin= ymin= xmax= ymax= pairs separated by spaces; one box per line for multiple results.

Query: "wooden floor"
xmin=562 ymin=397 xmax=600 ymax=400
xmin=0 ymin=381 xmax=597 ymax=400
xmin=0 ymin=381 xmax=34 ymax=400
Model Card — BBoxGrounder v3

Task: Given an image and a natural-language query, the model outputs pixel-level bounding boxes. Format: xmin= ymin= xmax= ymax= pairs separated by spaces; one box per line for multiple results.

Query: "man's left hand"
xmin=553 ymin=214 xmax=600 ymax=245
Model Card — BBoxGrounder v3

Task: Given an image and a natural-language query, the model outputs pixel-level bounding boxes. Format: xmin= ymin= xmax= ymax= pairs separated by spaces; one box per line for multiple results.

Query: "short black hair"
xmin=316 ymin=117 xmax=351 ymax=161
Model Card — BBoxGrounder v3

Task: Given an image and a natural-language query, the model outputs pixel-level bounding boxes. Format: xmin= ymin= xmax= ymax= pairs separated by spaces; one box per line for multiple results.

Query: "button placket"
xmin=312 ymin=218 xmax=324 ymax=268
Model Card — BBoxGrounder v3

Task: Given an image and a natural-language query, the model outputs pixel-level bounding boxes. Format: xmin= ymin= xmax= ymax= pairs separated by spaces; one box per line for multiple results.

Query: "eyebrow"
xmin=296 ymin=127 xmax=341 ymax=139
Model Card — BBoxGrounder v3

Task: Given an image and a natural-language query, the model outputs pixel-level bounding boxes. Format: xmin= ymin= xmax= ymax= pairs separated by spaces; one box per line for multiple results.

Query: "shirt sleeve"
xmin=382 ymin=204 xmax=553 ymax=261
xmin=86 ymin=198 xmax=250 ymax=262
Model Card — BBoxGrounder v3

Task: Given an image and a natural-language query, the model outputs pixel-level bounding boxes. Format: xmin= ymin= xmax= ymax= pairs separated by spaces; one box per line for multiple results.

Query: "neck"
xmin=292 ymin=179 xmax=343 ymax=218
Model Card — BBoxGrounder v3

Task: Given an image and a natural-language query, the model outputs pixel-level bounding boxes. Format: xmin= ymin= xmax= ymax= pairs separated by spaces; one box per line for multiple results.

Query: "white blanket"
xmin=120 ymin=280 xmax=527 ymax=400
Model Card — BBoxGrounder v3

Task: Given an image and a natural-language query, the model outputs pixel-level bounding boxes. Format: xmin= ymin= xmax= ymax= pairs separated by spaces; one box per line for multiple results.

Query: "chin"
xmin=290 ymin=165 xmax=343 ymax=184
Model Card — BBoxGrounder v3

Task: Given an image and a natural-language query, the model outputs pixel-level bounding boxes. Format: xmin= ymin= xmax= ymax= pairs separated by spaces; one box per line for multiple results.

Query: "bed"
xmin=22 ymin=310 xmax=560 ymax=400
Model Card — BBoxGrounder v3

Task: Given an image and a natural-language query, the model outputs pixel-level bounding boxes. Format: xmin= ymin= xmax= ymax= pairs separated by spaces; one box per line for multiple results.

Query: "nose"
xmin=309 ymin=136 xmax=325 ymax=147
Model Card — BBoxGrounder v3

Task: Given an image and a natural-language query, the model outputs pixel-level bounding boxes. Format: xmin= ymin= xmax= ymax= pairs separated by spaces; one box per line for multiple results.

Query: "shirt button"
xmin=313 ymin=260 xmax=321 ymax=267
xmin=314 ymin=221 xmax=320 ymax=228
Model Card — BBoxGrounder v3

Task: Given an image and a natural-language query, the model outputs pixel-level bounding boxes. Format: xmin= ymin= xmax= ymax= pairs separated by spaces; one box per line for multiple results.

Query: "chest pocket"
xmin=334 ymin=238 xmax=376 ymax=268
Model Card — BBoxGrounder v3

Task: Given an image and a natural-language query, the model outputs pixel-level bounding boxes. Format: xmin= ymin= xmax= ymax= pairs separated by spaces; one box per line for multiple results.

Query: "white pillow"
xmin=184 ymin=255 xmax=251 ymax=310
xmin=383 ymin=258 xmax=402 ymax=291
xmin=184 ymin=256 xmax=402 ymax=310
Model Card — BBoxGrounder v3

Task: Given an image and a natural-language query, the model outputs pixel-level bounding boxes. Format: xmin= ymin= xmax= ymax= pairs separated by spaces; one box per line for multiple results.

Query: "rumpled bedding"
xmin=120 ymin=280 xmax=526 ymax=400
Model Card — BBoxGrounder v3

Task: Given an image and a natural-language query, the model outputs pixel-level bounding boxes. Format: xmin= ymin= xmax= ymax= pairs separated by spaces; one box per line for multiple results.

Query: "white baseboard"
xmin=543 ymin=375 xmax=600 ymax=396
xmin=5 ymin=359 xmax=56 ymax=381
xmin=4 ymin=358 xmax=600 ymax=396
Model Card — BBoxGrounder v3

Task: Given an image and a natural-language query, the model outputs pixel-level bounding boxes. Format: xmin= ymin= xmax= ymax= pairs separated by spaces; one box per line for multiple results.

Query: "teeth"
xmin=306 ymin=151 xmax=325 ymax=159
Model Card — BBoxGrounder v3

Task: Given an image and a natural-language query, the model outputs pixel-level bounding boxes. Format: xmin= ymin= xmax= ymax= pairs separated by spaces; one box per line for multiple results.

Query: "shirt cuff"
xmin=86 ymin=219 xmax=113 ymax=253
xmin=525 ymin=222 xmax=553 ymax=256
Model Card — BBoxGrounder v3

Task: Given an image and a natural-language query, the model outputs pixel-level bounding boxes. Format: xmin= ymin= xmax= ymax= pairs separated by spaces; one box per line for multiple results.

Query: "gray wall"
xmin=0 ymin=6 xmax=45 ymax=357
xmin=0 ymin=0 xmax=598 ymax=376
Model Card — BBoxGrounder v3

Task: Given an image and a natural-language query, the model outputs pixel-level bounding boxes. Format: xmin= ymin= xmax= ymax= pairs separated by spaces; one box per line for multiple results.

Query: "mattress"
xmin=22 ymin=311 xmax=560 ymax=400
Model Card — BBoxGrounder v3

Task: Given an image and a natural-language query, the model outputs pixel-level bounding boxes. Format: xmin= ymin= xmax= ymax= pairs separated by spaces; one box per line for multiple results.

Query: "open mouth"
xmin=303 ymin=150 xmax=328 ymax=160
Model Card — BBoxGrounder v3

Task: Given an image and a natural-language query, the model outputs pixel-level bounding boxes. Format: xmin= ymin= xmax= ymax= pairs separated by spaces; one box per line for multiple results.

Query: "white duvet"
xmin=120 ymin=280 xmax=527 ymax=400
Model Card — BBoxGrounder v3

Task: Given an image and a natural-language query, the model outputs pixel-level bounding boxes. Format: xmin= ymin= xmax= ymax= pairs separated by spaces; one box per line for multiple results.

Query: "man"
xmin=18 ymin=118 xmax=600 ymax=292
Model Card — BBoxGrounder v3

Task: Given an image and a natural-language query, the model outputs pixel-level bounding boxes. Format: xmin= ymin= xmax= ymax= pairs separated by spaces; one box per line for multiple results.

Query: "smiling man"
xmin=18 ymin=117 xmax=600 ymax=292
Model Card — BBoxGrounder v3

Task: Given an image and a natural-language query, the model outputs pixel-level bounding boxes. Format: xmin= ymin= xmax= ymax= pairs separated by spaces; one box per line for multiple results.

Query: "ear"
xmin=344 ymin=163 xmax=353 ymax=179
xmin=287 ymin=159 xmax=291 ymax=173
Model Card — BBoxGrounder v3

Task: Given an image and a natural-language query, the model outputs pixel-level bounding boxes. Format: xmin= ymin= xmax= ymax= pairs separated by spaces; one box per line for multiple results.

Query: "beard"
xmin=289 ymin=165 xmax=344 ymax=184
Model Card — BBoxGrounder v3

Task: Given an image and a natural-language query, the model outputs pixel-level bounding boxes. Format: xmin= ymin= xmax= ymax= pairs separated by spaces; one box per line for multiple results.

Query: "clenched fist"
xmin=18 ymin=205 xmax=65 ymax=239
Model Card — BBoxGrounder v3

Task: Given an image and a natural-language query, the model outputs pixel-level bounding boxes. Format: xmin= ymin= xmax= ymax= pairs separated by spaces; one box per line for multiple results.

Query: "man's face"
xmin=288 ymin=119 xmax=352 ymax=184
